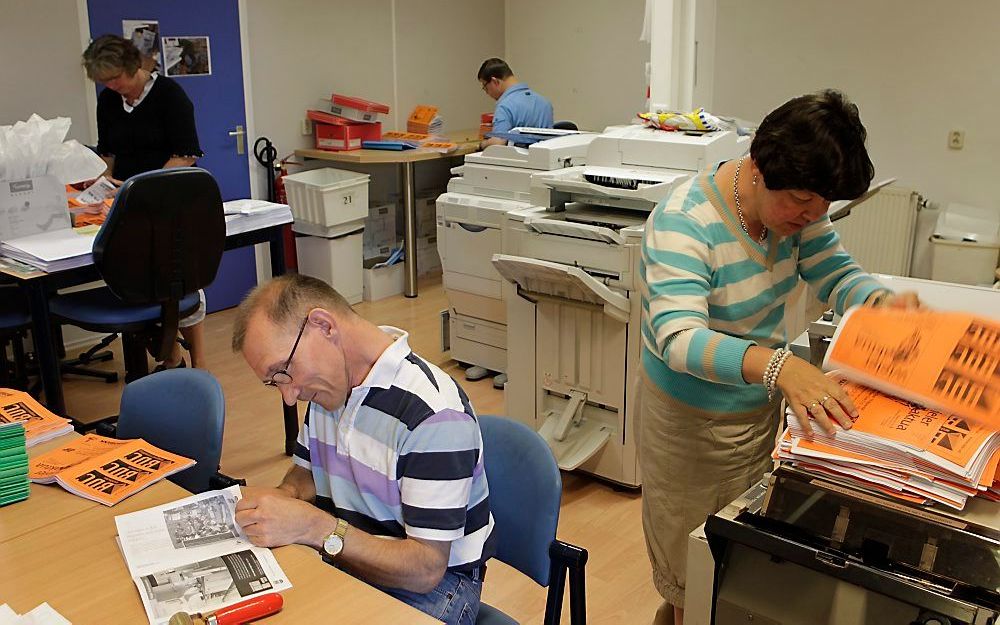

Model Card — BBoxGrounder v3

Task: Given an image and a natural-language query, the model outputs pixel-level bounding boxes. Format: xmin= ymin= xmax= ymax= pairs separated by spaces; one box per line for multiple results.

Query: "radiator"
xmin=832 ymin=186 xmax=920 ymax=277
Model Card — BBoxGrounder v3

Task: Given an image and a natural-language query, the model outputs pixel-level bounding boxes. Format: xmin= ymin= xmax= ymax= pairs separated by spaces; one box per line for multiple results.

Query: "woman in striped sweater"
xmin=638 ymin=90 xmax=919 ymax=625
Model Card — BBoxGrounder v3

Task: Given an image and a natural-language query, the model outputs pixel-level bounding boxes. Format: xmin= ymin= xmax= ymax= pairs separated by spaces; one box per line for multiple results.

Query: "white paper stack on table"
xmin=115 ymin=486 xmax=292 ymax=625
xmin=0 ymin=602 xmax=72 ymax=625
xmin=0 ymin=227 xmax=96 ymax=272
xmin=222 ymin=199 xmax=292 ymax=236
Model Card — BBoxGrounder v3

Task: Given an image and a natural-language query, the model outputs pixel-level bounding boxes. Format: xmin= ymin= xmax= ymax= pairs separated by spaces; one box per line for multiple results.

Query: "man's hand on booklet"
xmin=235 ymin=486 xmax=332 ymax=550
xmin=777 ymin=356 xmax=858 ymax=437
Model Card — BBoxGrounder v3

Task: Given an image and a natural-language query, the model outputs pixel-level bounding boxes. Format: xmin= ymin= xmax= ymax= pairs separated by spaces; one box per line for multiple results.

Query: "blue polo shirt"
xmin=492 ymin=83 xmax=553 ymax=133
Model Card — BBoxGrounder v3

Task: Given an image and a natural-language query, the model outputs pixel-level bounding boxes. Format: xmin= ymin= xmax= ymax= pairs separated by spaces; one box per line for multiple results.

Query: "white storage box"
xmin=283 ymin=168 xmax=370 ymax=237
xmin=296 ymin=230 xmax=364 ymax=304
xmin=931 ymin=203 xmax=1000 ymax=286
xmin=416 ymin=235 xmax=441 ymax=275
xmin=363 ymin=260 xmax=405 ymax=302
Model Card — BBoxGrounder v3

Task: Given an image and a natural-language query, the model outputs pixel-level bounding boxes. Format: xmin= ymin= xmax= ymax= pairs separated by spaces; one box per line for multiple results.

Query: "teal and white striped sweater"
xmin=640 ymin=163 xmax=887 ymax=415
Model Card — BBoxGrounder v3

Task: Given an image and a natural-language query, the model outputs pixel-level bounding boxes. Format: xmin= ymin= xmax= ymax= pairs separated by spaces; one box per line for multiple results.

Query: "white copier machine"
xmin=436 ymin=134 xmax=596 ymax=382
xmin=493 ymin=126 xmax=749 ymax=487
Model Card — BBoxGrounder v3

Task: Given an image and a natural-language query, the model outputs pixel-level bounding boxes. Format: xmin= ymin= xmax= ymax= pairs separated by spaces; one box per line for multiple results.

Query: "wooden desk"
xmin=295 ymin=129 xmax=480 ymax=298
xmin=0 ymin=472 xmax=440 ymax=623
xmin=0 ymin=219 xmax=300 ymax=456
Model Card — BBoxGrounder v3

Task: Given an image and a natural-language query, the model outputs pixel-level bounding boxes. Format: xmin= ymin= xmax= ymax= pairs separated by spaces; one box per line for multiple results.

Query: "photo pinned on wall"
xmin=122 ymin=20 xmax=162 ymax=74
xmin=163 ymin=36 xmax=212 ymax=77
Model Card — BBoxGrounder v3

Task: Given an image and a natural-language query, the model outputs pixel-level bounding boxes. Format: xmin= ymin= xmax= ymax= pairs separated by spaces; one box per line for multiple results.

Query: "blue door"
xmin=86 ymin=0 xmax=257 ymax=312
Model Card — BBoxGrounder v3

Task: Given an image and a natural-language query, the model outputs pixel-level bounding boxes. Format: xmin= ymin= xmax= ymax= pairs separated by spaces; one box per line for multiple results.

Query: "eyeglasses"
xmin=480 ymin=80 xmax=491 ymax=92
xmin=264 ymin=316 xmax=308 ymax=387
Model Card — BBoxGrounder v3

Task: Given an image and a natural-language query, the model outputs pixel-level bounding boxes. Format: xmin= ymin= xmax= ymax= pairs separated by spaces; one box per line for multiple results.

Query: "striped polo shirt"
xmin=292 ymin=327 xmax=495 ymax=573
xmin=640 ymin=164 xmax=888 ymax=415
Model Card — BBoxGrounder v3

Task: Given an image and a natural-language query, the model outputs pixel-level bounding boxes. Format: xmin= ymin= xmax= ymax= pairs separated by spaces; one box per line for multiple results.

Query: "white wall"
xmin=504 ymin=0 xmax=650 ymax=131
xmin=0 ymin=0 xmax=93 ymax=143
xmin=711 ymin=0 xmax=1000 ymax=212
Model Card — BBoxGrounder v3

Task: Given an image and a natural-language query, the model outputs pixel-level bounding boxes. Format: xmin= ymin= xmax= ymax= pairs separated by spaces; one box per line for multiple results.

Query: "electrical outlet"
xmin=301 ymin=118 xmax=313 ymax=136
xmin=948 ymin=129 xmax=964 ymax=150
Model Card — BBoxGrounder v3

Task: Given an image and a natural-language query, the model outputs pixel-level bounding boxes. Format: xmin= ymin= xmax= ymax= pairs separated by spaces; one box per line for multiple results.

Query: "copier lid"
xmin=491 ymin=254 xmax=630 ymax=323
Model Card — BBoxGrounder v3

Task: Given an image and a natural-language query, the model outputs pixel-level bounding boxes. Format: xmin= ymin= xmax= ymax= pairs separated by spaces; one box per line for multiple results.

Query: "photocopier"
xmin=492 ymin=125 xmax=749 ymax=487
xmin=435 ymin=134 xmax=596 ymax=385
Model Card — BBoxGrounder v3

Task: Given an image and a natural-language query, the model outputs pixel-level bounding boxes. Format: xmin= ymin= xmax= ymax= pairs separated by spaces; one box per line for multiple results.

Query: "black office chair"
xmin=48 ymin=168 xmax=225 ymax=384
xmin=0 ymin=286 xmax=31 ymax=390
xmin=553 ymin=120 xmax=579 ymax=131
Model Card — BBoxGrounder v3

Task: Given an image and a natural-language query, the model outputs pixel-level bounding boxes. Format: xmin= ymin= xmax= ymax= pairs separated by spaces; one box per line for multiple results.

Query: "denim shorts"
xmin=378 ymin=567 xmax=484 ymax=625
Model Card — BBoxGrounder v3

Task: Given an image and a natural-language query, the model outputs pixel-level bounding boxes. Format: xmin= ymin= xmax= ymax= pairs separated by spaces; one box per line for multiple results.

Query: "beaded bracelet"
xmin=763 ymin=347 xmax=792 ymax=402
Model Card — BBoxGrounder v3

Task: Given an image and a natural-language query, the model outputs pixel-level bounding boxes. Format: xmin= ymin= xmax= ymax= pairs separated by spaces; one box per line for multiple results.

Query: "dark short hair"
xmin=231 ymin=274 xmax=355 ymax=352
xmin=750 ymin=89 xmax=874 ymax=201
xmin=82 ymin=34 xmax=142 ymax=81
xmin=477 ymin=58 xmax=513 ymax=83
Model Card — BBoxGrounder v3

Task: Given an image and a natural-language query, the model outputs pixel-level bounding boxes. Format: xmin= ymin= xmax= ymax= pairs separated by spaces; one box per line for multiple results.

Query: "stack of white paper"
xmin=0 ymin=228 xmax=95 ymax=272
xmin=222 ymin=200 xmax=292 ymax=237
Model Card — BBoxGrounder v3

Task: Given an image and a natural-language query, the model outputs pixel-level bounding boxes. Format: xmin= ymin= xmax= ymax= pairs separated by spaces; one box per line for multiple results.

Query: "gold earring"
xmin=752 ymin=175 xmax=758 ymax=186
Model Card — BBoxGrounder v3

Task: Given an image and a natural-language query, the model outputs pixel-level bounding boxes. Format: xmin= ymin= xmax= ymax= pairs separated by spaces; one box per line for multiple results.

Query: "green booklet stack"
xmin=0 ymin=421 xmax=29 ymax=506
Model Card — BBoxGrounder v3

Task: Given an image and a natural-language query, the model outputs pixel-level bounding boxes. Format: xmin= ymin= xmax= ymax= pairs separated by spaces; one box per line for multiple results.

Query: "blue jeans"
xmin=378 ymin=568 xmax=483 ymax=625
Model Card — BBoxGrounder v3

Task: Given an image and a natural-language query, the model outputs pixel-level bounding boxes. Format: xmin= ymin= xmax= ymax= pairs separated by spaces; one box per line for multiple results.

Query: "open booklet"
xmin=824 ymin=306 xmax=999 ymax=429
xmin=115 ymin=486 xmax=292 ymax=625
xmin=29 ymin=434 xmax=194 ymax=506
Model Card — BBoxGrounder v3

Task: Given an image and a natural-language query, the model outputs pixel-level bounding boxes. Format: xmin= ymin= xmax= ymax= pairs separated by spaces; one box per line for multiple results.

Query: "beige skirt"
xmin=639 ymin=372 xmax=780 ymax=607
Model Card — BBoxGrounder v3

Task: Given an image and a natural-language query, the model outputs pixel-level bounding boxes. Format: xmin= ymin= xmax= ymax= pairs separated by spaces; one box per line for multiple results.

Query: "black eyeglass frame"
xmin=264 ymin=316 xmax=308 ymax=387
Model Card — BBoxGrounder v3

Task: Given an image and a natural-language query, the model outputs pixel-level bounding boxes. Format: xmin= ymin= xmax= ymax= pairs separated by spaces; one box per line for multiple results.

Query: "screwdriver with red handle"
xmin=168 ymin=593 xmax=284 ymax=625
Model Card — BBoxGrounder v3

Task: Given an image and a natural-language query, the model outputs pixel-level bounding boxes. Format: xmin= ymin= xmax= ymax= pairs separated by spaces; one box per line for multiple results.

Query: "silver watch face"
xmin=323 ymin=534 xmax=344 ymax=557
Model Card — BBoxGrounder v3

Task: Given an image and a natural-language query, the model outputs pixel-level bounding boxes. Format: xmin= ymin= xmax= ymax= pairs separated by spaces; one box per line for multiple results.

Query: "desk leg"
xmin=265 ymin=225 xmax=299 ymax=455
xmin=268 ymin=225 xmax=288 ymax=277
xmin=401 ymin=161 xmax=418 ymax=297
xmin=24 ymin=281 xmax=65 ymax=415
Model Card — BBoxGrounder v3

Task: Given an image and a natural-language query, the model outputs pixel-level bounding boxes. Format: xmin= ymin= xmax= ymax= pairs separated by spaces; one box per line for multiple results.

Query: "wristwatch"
xmin=320 ymin=518 xmax=349 ymax=563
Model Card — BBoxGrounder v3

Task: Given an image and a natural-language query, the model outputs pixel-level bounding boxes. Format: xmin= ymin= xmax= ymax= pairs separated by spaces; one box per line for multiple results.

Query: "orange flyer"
xmin=0 ymin=388 xmax=73 ymax=447
xmin=383 ymin=131 xmax=430 ymax=141
xmin=825 ymin=307 xmax=1000 ymax=429
xmin=29 ymin=434 xmax=129 ymax=483
xmin=50 ymin=438 xmax=194 ymax=506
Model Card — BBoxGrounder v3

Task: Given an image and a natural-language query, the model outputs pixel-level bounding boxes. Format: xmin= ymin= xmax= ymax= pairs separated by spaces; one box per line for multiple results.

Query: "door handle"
xmin=228 ymin=125 xmax=246 ymax=155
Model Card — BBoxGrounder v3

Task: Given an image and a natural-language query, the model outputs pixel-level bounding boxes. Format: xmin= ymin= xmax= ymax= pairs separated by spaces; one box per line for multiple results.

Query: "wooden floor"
xmin=60 ymin=276 xmax=662 ymax=624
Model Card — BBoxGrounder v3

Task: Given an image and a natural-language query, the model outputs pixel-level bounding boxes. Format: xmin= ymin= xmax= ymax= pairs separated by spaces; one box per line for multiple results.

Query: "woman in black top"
xmin=82 ymin=34 xmax=207 ymax=369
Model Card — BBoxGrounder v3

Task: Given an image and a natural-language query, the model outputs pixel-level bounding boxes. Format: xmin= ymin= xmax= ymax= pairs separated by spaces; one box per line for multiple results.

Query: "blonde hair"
xmin=231 ymin=274 xmax=355 ymax=352
xmin=82 ymin=34 xmax=141 ymax=81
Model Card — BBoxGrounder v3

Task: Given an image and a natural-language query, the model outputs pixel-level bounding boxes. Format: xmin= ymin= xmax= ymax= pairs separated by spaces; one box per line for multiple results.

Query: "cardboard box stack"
xmin=307 ymin=94 xmax=389 ymax=152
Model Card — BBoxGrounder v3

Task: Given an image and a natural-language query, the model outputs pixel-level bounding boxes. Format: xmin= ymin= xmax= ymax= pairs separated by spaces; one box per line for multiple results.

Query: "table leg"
xmin=401 ymin=161 xmax=418 ymax=297
xmin=266 ymin=224 xmax=299 ymax=455
xmin=23 ymin=281 xmax=65 ymax=415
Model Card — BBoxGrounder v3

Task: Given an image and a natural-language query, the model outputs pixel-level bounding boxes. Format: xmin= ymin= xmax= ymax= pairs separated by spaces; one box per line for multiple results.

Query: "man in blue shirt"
xmin=478 ymin=57 xmax=553 ymax=148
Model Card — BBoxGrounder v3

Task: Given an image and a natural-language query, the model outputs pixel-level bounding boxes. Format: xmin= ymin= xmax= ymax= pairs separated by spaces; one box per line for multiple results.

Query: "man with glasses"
xmin=231 ymin=274 xmax=494 ymax=625
xmin=477 ymin=57 xmax=553 ymax=149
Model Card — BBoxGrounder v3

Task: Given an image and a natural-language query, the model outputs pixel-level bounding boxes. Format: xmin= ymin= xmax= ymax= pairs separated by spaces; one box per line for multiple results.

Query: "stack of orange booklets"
xmin=0 ymin=389 xmax=73 ymax=447
xmin=775 ymin=307 xmax=1000 ymax=510
xmin=29 ymin=433 xmax=194 ymax=506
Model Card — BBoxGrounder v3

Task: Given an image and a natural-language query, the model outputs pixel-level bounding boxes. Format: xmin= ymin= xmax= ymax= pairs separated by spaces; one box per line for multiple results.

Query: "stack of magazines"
xmin=0 ymin=389 xmax=73 ymax=447
xmin=0 ymin=422 xmax=29 ymax=506
xmin=29 ymin=434 xmax=194 ymax=506
xmin=775 ymin=306 xmax=1000 ymax=510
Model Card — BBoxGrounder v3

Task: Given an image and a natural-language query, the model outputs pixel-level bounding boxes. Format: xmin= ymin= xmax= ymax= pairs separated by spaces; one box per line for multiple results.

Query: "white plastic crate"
xmin=283 ymin=168 xmax=370 ymax=237
xmin=363 ymin=260 xmax=405 ymax=302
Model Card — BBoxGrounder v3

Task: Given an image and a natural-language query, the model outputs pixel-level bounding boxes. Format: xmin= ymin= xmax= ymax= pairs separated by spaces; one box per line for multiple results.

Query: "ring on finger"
xmin=806 ymin=400 xmax=821 ymax=412
xmin=820 ymin=394 xmax=835 ymax=407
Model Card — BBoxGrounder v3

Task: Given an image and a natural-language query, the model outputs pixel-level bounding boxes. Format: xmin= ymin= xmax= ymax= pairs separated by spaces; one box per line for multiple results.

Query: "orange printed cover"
xmin=53 ymin=439 xmax=195 ymax=506
xmin=407 ymin=105 xmax=438 ymax=126
xmin=29 ymin=434 xmax=129 ymax=483
xmin=383 ymin=131 xmax=430 ymax=141
xmin=825 ymin=307 xmax=1000 ymax=429
xmin=0 ymin=389 xmax=73 ymax=446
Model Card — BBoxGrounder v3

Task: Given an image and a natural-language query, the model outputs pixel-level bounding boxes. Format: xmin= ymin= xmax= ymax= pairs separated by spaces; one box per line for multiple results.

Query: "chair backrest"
xmin=479 ymin=415 xmax=562 ymax=586
xmin=94 ymin=167 xmax=225 ymax=305
xmin=116 ymin=368 xmax=225 ymax=493
xmin=552 ymin=120 xmax=578 ymax=131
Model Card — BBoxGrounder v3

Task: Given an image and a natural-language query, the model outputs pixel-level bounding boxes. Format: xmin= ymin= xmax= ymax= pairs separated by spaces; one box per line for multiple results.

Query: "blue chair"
xmin=49 ymin=167 xmax=225 ymax=383
xmin=115 ymin=368 xmax=225 ymax=493
xmin=478 ymin=415 xmax=588 ymax=625
xmin=0 ymin=287 xmax=31 ymax=390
